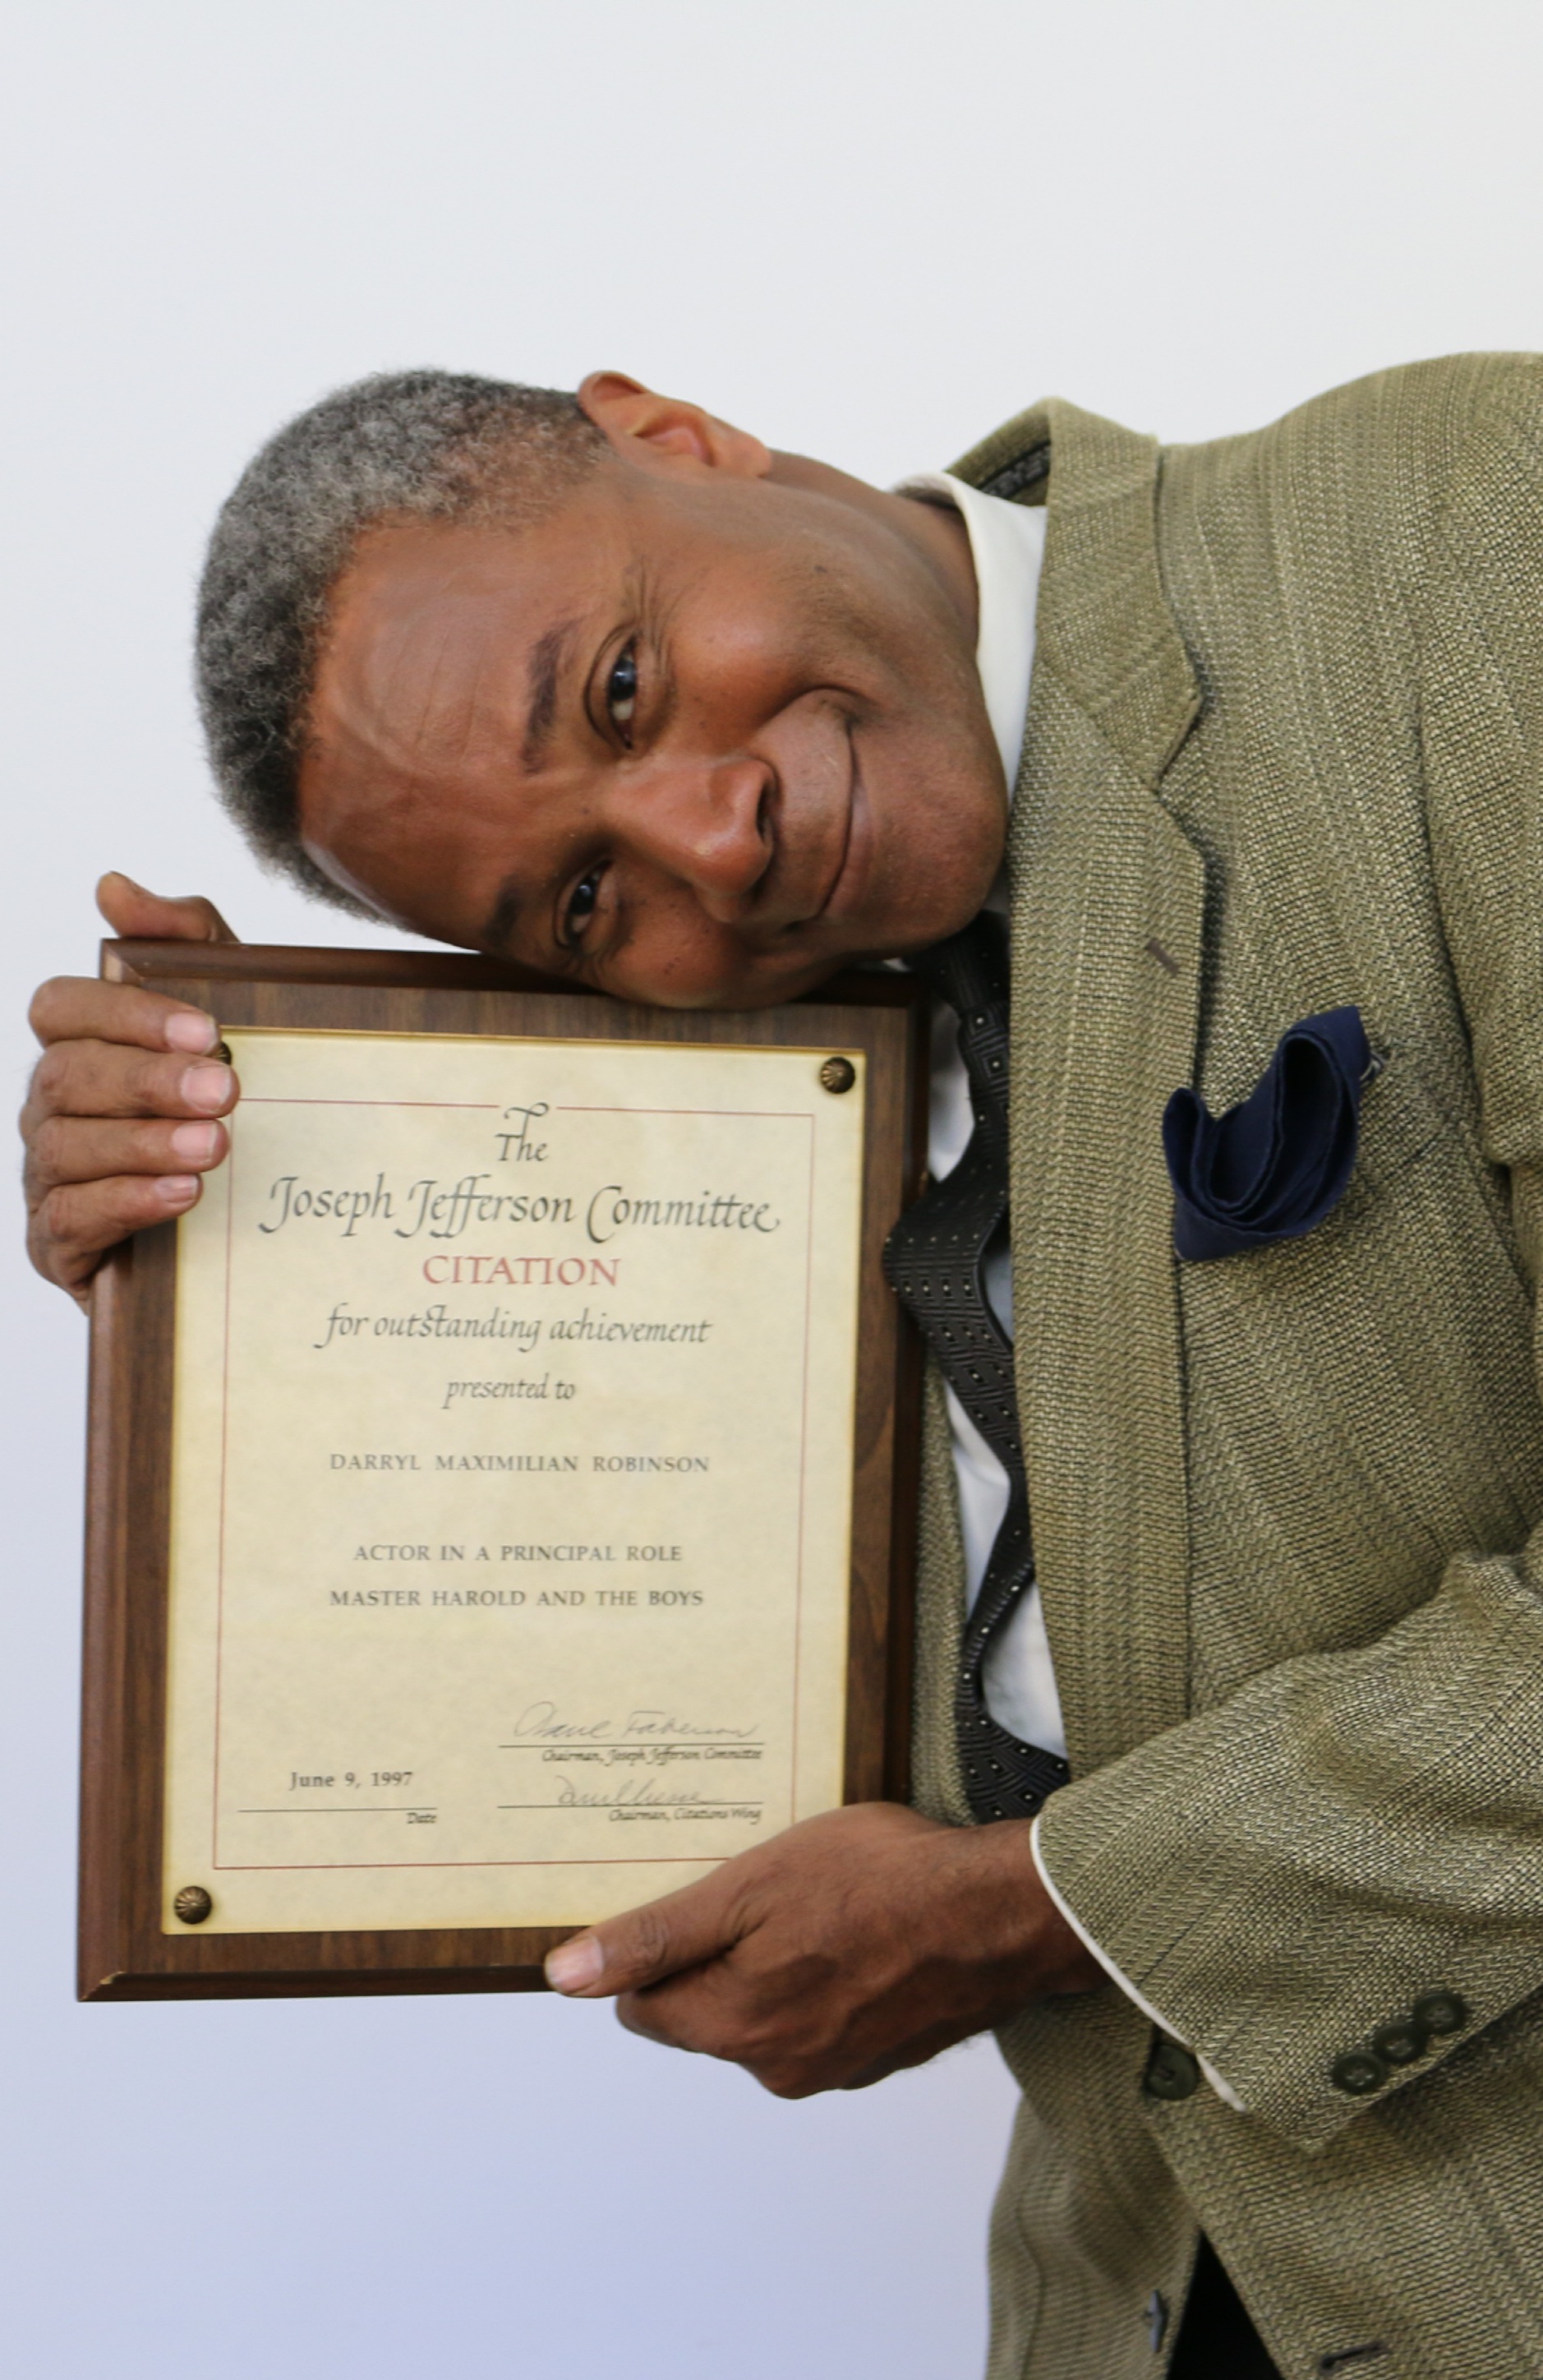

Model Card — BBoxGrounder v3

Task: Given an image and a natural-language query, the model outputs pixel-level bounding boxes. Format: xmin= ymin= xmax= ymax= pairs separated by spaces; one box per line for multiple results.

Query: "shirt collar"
xmin=892 ymin=469 xmax=1046 ymax=794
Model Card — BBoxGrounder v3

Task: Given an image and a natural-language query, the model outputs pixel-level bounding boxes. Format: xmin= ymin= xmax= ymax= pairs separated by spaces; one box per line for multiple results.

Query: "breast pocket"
xmin=1338 ymin=1054 xmax=1451 ymax=1206
xmin=1177 ymin=1055 xmax=1543 ymax=1667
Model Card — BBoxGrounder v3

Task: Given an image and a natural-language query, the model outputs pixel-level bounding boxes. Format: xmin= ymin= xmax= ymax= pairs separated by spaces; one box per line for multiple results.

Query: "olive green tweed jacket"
xmin=914 ymin=354 xmax=1543 ymax=2380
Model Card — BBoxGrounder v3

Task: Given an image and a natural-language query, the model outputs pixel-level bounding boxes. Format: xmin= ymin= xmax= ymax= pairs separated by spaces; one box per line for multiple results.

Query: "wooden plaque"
xmin=79 ymin=943 xmax=928 ymax=1999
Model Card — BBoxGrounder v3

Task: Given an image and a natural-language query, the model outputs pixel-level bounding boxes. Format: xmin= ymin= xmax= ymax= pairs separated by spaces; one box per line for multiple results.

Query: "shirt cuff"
xmin=1029 ymin=1810 xmax=1246 ymax=2113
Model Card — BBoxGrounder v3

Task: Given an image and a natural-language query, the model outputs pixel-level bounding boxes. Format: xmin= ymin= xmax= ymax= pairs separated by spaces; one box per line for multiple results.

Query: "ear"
xmin=578 ymin=371 xmax=772 ymax=480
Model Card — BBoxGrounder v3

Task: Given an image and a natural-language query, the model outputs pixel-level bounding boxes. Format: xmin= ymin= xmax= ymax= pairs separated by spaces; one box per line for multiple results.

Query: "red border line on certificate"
xmin=207 ymin=1090 xmax=831 ymax=1875
xmin=213 ymin=1855 xmax=738 ymax=1871
xmin=240 ymin=1098 xmax=501 ymax=1109
xmin=555 ymin=1106 xmax=810 ymax=1118
xmin=210 ymin=1137 xmax=237 ymax=1870
xmin=791 ymin=1114 xmax=816 ymax=1825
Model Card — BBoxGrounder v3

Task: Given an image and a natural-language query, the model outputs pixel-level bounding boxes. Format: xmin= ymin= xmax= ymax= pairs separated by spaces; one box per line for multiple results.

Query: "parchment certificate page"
xmin=162 ymin=1028 xmax=864 ymax=1932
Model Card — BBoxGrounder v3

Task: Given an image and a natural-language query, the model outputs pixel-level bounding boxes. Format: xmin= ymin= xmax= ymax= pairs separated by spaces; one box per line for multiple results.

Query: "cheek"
xmin=606 ymin=909 xmax=813 ymax=1012
xmin=604 ymin=898 xmax=736 ymax=1006
xmin=687 ymin=556 xmax=876 ymax=719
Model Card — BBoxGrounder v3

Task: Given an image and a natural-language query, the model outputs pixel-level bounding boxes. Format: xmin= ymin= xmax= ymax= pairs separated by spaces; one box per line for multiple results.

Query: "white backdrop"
xmin=2 ymin=6 xmax=1541 ymax=2375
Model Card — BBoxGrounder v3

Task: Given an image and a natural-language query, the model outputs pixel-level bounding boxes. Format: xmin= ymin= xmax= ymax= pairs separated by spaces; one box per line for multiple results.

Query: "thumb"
xmin=545 ymin=1870 xmax=745 ymax=1998
xmin=96 ymin=870 xmax=240 ymax=945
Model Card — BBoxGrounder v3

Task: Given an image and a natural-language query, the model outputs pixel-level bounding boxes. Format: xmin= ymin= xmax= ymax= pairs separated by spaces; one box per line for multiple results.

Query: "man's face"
xmin=298 ymin=401 xmax=1008 ymax=1008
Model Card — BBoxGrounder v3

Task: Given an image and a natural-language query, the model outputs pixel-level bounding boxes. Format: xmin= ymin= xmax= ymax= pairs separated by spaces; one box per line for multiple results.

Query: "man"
xmin=22 ymin=356 xmax=1543 ymax=2378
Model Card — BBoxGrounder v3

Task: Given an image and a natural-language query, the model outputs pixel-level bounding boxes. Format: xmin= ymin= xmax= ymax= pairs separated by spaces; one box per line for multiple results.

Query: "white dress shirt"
xmin=898 ymin=472 xmax=1242 ymax=2109
xmin=896 ymin=471 xmax=1064 ymax=1755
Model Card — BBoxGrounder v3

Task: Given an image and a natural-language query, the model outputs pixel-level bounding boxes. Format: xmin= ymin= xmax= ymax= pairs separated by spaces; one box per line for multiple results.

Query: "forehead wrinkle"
xmin=405 ymin=613 xmax=477 ymax=767
xmin=345 ymin=600 xmax=475 ymax=796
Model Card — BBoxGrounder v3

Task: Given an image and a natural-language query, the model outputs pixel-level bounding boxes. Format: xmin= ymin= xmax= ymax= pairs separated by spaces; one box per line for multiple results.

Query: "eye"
xmin=606 ymin=643 xmax=638 ymax=743
xmin=564 ymin=866 xmax=606 ymax=943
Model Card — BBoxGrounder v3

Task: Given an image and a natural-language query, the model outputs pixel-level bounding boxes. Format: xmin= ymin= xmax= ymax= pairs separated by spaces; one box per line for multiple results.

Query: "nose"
xmin=615 ymin=754 xmax=773 ymax=921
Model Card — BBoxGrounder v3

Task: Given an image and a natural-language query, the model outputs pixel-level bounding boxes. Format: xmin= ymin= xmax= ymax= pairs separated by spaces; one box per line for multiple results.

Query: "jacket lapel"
xmin=954 ymin=400 xmax=1205 ymax=1773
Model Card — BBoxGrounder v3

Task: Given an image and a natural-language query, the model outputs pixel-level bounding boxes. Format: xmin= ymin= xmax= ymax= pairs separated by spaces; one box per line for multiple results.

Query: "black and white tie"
xmin=882 ymin=914 xmax=1070 ymax=1824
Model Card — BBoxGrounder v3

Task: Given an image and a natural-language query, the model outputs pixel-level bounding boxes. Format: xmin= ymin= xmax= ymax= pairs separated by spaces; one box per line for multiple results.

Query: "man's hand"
xmin=22 ymin=874 xmax=241 ymax=1306
xmin=543 ymin=1801 xmax=1106 ymax=2096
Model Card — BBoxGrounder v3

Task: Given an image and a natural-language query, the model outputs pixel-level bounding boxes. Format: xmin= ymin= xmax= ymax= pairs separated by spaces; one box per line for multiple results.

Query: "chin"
xmin=867 ymin=801 xmax=1005 ymax=956
xmin=883 ymin=879 xmax=997 ymax=959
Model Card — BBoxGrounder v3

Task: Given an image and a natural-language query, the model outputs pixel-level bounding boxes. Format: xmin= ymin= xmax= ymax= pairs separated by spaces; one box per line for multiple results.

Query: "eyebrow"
xmin=478 ymin=616 xmax=583 ymax=956
xmin=481 ymin=869 xmax=524 ymax=956
xmin=522 ymin=617 xmax=578 ymax=773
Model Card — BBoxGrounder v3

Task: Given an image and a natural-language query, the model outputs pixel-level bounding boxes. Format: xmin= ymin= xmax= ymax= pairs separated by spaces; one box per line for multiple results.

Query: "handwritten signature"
xmin=555 ymin=1774 xmax=704 ymax=1810
xmin=509 ymin=1699 xmax=758 ymax=1743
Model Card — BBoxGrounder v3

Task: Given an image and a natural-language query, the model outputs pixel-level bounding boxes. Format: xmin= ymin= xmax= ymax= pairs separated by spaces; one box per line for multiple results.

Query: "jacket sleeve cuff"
xmin=1030 ymin=1811 xmax=1246 ymax=2111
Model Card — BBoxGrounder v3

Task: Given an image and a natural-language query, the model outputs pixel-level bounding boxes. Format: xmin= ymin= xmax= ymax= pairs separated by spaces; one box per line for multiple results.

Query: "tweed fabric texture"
xmin=916 ymin=356 xmax=1543 ymax=2378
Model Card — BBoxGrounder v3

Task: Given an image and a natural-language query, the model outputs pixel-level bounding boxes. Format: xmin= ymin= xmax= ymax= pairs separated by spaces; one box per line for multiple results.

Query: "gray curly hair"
xmin=194 ymin=370 xmax=606 ymax=914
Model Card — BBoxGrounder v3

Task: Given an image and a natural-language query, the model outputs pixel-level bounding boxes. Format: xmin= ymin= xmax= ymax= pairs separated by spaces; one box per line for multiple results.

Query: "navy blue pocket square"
xmin=1162 ymin=1007 xmax=1373 ymax=1261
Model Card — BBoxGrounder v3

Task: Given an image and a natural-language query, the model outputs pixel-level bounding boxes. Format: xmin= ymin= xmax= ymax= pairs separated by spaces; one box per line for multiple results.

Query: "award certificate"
xmin=165 ymin=1026 xmax=864 ymax=1934
xmin=80 ymin=947 xmax=924 ymax=1996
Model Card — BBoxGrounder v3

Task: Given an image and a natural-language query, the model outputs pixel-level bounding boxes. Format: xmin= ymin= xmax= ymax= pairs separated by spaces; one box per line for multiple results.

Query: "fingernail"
xmin=181 ymin=1062 xmax=232 ymax=1112
xmin=545 ymin=1936 xmax=604 ymax=1993
xmin=170 ymin=1122 xmax=220 ymax=1162
xmin=156 ymin=1176 xmax=200 ymax=1206
xmin=165 ymin=1012 xmax=218 ymax=1054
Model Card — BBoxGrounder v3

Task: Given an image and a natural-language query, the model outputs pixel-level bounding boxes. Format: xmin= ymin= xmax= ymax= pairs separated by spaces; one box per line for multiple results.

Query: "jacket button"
xmin=1331 ymin=2049 xmax=1389 ymax=2096
xmin=1144 ymin=2036 xmax=1201 ymax=2101
xmin=1371 ymin=2017 xmax=1428 ymax=2067
xmin=1412 ymin=1989 xmax=1468 ymax=2037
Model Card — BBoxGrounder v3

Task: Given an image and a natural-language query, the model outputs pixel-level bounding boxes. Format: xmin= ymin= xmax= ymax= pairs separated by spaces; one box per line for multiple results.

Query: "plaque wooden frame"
xmin=79 ymin=941 xmax=928 ymax=2001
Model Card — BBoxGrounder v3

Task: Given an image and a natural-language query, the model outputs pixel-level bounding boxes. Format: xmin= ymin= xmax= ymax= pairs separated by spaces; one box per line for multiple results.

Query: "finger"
xmin=29 ymin=976 xmax=223 ymax=1058
xmin=613 ymin=1978 xmax=716 ymax=2055
xmin=610 ymin=1959 xmax=771 ymax=2059
xmin=25 ymin=1113 xmax=229 ymax=1192
xmin=29 ymin=1171 xmax=205 ymax=1296
xmin=836 ymin=2018 xmax=971 ymax=2094
xmin=611 ymin=1968 xmax=822 ymax=2087
xmin=545 ymin=1870 xmax=745 ymax=1997
xmin=24 ymin=1043 xmax=237 ymax=1131
xmin=96 ymin=871 xmax=239 ymax=945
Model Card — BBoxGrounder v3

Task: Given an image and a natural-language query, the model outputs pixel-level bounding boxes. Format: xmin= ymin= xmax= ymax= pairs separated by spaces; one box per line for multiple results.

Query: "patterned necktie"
xmin=882 ymin=914 xmax=1071 ymax=1824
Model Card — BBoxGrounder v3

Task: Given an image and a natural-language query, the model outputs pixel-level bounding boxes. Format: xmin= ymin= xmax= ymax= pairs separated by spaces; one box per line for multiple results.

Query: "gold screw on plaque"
xmin=173 ymin=1886 xmax=214 ymax=1926
xmin=819 ymin=1056 xmax=856 ymax=1095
